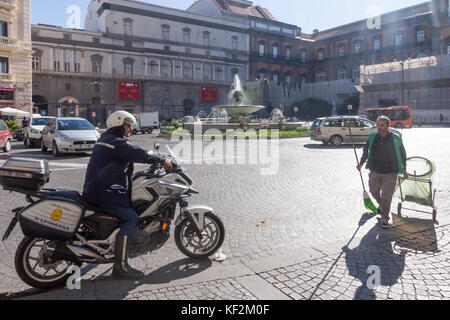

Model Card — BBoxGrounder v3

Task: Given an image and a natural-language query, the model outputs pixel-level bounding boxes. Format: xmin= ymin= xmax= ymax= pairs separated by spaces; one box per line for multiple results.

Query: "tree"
xmin=296 ymin=98 xmax=332 ymax=120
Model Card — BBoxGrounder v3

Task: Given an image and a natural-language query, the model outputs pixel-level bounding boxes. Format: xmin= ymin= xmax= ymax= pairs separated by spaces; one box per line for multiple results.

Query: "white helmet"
xmin=107 ymin=111 xmax=137 ymax=129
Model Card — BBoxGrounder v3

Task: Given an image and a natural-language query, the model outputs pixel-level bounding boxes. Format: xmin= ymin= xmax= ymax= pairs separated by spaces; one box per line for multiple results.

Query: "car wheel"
xmin=41 ymin=139 xmax=48 ymax=153
xmin=52 ymin=141 xmax=61 ymax=157
xmin=395 ymin=123 xmax=403 ymax=129
xmin=3 ymin=139 xmax=11 ymax=153
xmin=330 ymin=135 xmax=343 ymax=146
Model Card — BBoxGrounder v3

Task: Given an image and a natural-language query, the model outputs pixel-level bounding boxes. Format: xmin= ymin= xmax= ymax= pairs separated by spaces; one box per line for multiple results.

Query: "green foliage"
xmin=296 ymin=98 xmax=332 ymax=120
xmin=5 ymin=120 xmax=21 ymax=132
xmin=296 ymin=126 xmax=309 ymax=132
xmin=170 ymin=122 xmax=180 ymax=129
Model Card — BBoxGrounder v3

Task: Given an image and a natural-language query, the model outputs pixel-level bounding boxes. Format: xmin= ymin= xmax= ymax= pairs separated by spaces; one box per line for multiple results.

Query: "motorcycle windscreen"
xmin=19 ymin=198 xmax=85 ymax=241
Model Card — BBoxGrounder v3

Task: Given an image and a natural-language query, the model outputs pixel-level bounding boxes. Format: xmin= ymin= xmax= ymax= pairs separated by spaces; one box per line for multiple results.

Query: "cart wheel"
xmin=397 ymin=202 xmax=402 ymax=216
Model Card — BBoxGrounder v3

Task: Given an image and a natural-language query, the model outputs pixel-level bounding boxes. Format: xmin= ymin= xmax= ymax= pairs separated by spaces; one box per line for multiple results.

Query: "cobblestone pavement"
xmin=257 ymin=224 xmax=450 ymax=300
xmin=1 ymin=128 xmax=449 ymax=298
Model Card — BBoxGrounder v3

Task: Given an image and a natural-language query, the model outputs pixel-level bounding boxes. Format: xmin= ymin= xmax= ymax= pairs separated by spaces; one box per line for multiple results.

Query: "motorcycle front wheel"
xmin=175 ymin=212 xmax=225 ymax=259
xmin=15 ymin=237 xmax=81 ymax=290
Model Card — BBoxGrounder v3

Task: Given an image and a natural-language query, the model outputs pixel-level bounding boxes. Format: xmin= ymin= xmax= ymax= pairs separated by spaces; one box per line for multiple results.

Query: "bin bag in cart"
xmin=394 ymin=157 xmax=436 ymax=208
xmin=0 ymin=157 xmax=50 ymax=191
xmin=19 ymin=198 xmax=85 ymax=241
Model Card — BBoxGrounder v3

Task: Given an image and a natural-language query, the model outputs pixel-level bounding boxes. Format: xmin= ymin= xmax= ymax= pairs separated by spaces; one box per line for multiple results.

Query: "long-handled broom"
xmin=348 ymin=125 xmax=378 ymax=214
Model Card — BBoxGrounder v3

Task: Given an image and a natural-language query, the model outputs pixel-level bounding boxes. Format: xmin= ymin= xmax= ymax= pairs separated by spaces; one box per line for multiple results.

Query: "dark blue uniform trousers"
xmin=100 ymin=206 xmax=139 ymax=237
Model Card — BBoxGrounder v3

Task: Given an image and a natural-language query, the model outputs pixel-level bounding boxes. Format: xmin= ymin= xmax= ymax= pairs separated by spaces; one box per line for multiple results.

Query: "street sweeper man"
xmin=357 ymin=116 xmax=408 ymax=228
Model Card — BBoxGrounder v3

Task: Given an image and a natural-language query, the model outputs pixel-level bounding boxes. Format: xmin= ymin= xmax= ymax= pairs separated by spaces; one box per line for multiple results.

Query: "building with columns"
xmin=0 ymin=0 xmax=32 ymax=115
xmin=32 ymin=0 xmax=250 ymax=125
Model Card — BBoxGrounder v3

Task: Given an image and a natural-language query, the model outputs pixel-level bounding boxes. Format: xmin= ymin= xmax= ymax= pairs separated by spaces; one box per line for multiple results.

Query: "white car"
xmin=24 ymin=116 xmax=55 ymax=148
xmin=41 ymin=117 xmax=100 ymax=157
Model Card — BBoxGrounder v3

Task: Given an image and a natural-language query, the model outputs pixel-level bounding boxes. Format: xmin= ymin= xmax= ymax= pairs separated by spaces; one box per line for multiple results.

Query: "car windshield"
xmin=57 ymin=119 xmax=95 ymax=131
xmin=32 ymin=118 xmax=52 ymax=126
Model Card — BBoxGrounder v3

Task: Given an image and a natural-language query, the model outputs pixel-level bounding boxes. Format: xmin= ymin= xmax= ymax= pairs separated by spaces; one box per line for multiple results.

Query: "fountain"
xmin=182 ymin=75 xmax=302 ymax=133
xmin=211 ymin=74 xmax=265 ymax=123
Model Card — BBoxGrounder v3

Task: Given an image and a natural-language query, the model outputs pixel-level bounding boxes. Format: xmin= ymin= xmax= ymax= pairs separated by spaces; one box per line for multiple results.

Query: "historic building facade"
xmin=30 ymin=0 xmax=450 ymax=122
xmin=32 ymin=0 xmax=249 ymax=125
xmin=0 ymin=0 xmax=32 ymax=114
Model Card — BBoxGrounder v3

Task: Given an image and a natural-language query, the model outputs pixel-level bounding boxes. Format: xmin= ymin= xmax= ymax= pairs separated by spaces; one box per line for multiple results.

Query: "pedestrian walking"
xmin=439 ymin=113 xmax=444 ymax=123
xmin=357 ymin=116 xmax=408 ymax=228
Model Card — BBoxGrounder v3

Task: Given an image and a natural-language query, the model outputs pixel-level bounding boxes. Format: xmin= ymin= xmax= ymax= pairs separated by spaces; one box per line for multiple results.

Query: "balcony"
xmin=0 ymin=0 xmax=15 ymax=10
xmin=0 ymin=73 xmax=13 ymax=82
xmin=0 ymin=36 xmax=18 ymax=52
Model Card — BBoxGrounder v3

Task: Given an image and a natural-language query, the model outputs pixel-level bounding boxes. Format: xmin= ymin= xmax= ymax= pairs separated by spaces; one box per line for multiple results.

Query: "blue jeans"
xmin=100 ymin=206 xmax=139 ymax=237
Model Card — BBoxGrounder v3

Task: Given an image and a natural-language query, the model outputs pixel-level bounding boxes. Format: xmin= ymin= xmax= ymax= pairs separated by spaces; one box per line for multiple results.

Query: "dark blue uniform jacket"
xmin=82 ymin=131 xmax=165 ymax=208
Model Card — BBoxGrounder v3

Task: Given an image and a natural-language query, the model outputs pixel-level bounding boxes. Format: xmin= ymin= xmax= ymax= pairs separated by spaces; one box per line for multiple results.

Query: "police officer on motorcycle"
xmin=82 ymin=111 xmax=173 ymax=280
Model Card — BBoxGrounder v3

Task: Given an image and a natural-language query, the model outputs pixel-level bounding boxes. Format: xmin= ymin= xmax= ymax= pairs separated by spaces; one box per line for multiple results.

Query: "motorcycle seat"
xmin=44 ymin=189 xmax=105 ymax=213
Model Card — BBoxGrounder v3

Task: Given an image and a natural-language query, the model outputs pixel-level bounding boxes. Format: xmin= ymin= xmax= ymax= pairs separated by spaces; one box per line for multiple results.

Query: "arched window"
xmin=285 ymin=46 xmax=292 ymax=60
xmin=353 ymin=40 xmax=362 ymax=54
xmin=300 ymin=49 xmax=307 ymax=63
xmin=337 ymin=66 xmax=348 ymax=80
xmin=338 ymin=44 xmax=346 ymax=57
xmin=123 ymin=57 xmax=134 ymax=76
xmin=258 ymin=41 xmax=266 ymax=57
xmin=161 ymin=59 xmax=173 ymax=78
xmin=373 ymin=36 xmax=382 ymax=50
xmin=203 ymin=63 xmax=213 ymax=81
xmin=415 ymin=26 xmax=426 ymax=43
xmin=285 ymin=71 xmax=292 ymax=85
xmin=316 ymin=70 xmax=327 ymax=82
xmin=271 ymin=70 xmax=280 ymax=84
xmin=272 ymin=43 xmax=279 ymax=58
xmin=182 ymin=61 xmax=193 ymax=80
xmin=317 ymin=48 xmax=325 ymax=60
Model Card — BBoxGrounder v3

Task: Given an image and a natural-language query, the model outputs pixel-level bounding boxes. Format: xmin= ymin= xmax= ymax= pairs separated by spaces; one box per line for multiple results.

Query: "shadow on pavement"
xmin=342 ymin=214 xmax=438 ymax=300
xmin=76 ymin=257 xmax=212 ymax=300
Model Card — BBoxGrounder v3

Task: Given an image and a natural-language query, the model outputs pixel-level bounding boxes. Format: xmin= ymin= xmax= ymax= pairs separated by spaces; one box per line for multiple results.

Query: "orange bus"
xmin=365 ymin=106 xmax=413 ymax=129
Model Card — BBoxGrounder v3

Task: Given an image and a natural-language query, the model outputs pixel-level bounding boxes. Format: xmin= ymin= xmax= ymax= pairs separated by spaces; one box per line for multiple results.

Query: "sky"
xmin=31 ymin=0 xmax=429 ymax=33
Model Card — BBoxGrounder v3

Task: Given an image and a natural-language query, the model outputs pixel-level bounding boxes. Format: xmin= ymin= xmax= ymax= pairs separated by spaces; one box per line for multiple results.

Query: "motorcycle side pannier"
xmin=19 ymin=198 xmax=85 ymax=241
xmin=0 ymin=158 xmax=50 ymax=191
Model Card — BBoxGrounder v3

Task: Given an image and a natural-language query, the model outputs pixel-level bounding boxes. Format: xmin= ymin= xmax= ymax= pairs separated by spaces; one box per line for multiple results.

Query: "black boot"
xmin=131 ymin=229 xmax=150 ymax=247
xmin=112 ymin=234 xmax=145 ymax=280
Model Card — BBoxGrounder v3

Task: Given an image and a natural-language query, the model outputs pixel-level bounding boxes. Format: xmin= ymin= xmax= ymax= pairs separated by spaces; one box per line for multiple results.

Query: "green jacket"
xmin=363 ymin=132 xmax=406 ymax=174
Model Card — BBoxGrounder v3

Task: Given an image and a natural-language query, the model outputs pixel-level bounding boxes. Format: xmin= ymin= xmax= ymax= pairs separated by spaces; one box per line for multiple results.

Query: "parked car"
xmin=0 ymin=119 xmax=11 ymax=153
xmin=41 ymin=117 xmax=100 ymax=157
xmin=310 ymin=116 xmax=377 ymax=146
xmin=24 ymin=116 xmax=55 ymax=148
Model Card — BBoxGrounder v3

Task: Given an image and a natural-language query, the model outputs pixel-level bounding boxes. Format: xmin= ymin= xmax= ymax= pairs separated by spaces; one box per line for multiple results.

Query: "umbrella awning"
xmin=0 ymin=107 xmax=31 ymax=116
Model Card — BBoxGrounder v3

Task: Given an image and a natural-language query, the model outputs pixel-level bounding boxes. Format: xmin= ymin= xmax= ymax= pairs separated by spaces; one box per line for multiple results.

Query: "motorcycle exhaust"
xmin=47 ymin=242 xmax=106 ymax=264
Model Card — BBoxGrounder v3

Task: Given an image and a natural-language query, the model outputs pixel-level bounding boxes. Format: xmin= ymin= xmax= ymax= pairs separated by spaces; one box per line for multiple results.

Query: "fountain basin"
xmin=213 ymin=105 xmax=265 ymax=119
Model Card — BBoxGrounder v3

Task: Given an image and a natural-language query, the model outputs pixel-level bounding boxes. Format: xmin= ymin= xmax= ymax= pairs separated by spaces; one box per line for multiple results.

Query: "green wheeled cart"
xmin=395 ymin=157 xmax=437 ymax=223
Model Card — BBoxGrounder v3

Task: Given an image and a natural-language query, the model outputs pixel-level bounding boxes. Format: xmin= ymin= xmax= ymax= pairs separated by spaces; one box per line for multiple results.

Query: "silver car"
xmin=41 ymin=117 xmax=100 ymax=156
xmin=310 ymin=116 xmax=377 ymax=146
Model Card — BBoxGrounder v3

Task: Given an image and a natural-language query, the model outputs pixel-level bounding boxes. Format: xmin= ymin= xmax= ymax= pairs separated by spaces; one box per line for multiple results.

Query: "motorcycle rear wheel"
xmin=174 ymin=212 xmax=225 ymax=259
xmin=15 ymin=237 xmax=81 ymax=290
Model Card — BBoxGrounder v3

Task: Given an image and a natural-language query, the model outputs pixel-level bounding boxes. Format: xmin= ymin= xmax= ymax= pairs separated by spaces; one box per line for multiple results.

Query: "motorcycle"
xmin=13 ymin=128 xmax=24 ymax=142
xmin=0 ymin=144 xmax=225 ymax=289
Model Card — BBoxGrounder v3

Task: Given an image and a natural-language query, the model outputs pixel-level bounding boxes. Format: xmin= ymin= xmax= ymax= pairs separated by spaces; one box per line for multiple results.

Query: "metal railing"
xmin=0 ymin=36 xmax=18 ymax=47
xmin=0 ymin=73 xmax=12 ymax=81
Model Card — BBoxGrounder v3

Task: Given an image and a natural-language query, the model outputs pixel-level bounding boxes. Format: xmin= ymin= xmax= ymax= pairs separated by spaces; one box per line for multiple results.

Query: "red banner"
xmin=201 ymin=86 xmax=218 ymax=102
xmin=119 ymin=82 xmax=140 ymax=100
